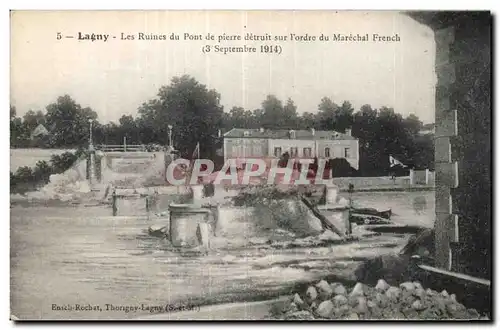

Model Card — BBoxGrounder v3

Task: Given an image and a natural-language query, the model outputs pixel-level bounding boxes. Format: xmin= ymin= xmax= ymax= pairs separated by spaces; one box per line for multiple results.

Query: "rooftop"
xmin=30 ymin=123 xmax=49 ymax=138
xmin=224 ymin=128 xmax=357 ymax=140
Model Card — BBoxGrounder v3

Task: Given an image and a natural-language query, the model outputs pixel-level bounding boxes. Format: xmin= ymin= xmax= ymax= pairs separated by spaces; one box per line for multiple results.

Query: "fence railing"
xmin=96 ymin=144 xmax=147 ymax=152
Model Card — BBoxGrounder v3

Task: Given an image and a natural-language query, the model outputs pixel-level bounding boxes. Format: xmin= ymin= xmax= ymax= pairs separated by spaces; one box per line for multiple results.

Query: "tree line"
xmin=10 ymin=74 xmax=434 ymax=176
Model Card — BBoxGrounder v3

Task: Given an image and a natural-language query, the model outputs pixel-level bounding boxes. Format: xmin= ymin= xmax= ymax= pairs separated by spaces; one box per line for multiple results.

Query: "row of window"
xmin=230 ymin=145 xmax=352 ymax=158
xmin=231 ymin=145 xmax=263 ymax=157
xmin=274 ymin=147 xmax=351 ymax=158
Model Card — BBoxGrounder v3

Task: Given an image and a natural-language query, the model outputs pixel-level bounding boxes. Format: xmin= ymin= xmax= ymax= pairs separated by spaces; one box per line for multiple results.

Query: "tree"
xmin=350 ymin=104 xmax=432 ymax=176
xmin=44 ymin=95 xmax=98 ymax=148
xmin=353 ymin=104 xmax=378 ymax=143
xmin=137 ymin=75 xmax=224 ymax=158
xmin=23 ymin=110 xmax=46 ymax=132
xmin=352 ymin=104 xmax=379 ymax=175
xmin=283 ymin=98 xmax=299 ymax=129
xmin=252 ymin=108 xmax=264 ymax=123
xmin=317 ymin=97 xmax=339 ymax=130
xmin=118 ymin=114 xmax=139 ymax=145
xmin=10 ymin=105 xmax=26 ymax=147
xmin=10 ymin=116 xmax=27 ymax=147
xmin=300 ymin=112 xmax=317 ymax=129
xmin=136 ymin=99 xmax=162 ymax=144
xmin=227 ymin=106 xmax=252 ymax=128
xmin=404 ymin=114 xmax=423 ymax=136
xmin=336 ymin=101 xmax=355 ymax=132
xmin=9 ymin=77 xmax=433 ymax=177
xmin=96 ymin=122 xmax=121 ymax=145
xmin=260 ymin=95 xmax=284 ymax=129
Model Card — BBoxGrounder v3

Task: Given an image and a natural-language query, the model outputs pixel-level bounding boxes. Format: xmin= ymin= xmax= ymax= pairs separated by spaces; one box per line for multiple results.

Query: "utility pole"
xmin=168 ymin=125 xmax=173 ymax=148
xmin=88 ymin=119 xmax=94 ymax=151
xmin=88 ymin=119 xmax=96 ymax=186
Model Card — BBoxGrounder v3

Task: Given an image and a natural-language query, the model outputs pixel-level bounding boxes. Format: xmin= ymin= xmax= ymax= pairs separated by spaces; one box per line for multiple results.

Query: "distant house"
xmin=30 ymin=124 xmax=49 ymax=140
xmin=223 ymin=128 xmax=360 ymax=170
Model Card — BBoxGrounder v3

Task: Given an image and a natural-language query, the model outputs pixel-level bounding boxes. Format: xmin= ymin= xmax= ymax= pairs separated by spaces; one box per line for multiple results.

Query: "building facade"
xmin=223 ymin=128 xmax=359 ymax=170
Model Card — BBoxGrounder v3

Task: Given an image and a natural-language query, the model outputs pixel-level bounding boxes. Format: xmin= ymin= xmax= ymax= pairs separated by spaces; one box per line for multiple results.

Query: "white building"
xmin=223 ymin=128 xmax=359 ymax=169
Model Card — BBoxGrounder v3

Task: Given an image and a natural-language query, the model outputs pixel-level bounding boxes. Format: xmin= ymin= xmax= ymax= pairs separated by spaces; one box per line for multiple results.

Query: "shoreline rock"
xmin=276 ymin=278 xmax=488 ymax=320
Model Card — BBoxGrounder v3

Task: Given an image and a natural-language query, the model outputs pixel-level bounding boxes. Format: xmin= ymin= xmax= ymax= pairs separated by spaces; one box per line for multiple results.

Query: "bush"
xmin=33 ymin=160 xmax=53 ymax=184
xmin=74 ymin=148 xmax=87 ymax=159
xmin=11 ymin=150 xmax=81 ymax=194
xmin=15 ymin=166 xmax=34 ymax=183
xmin=10 ymin=171 xmax=17 ymax=188
xmin=50 ymin=152 xmax=78 ymax=173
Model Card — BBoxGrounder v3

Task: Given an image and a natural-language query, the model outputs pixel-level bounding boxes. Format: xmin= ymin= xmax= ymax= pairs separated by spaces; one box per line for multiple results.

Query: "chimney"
xmin=310 ymin=128 xmax=315 ymax=136
xmin=346 ymin=128 xmax=351 ymax=136
xmin=259 ymin=127 xmax=264 ymax=133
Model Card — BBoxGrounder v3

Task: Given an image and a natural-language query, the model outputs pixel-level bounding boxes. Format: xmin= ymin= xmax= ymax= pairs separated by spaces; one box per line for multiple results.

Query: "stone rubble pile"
xmin=11 ymin=171 xmax=92 ymax=202
xmin=277 ymin=279 xmax=488 ymax=320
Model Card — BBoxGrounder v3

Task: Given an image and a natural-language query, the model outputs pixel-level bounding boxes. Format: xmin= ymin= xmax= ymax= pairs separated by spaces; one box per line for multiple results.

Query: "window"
xmin=274 ymin=147 xmax=282 ymax=157
xmin=344 ymin=148 xmax=351 ymax=158
xmin=232 ymin=145 xmax=239 ymax=157
xmin=242 ymin=144 xmax=250 ymax=157
xmin=303 ymin=147 xmax=312 ymax=157
xmin=252 ymin=144 xmax=263 ymax=156
xmin=290 ymin=147 xmax=298 ymax=157
xmin=325 ymin=147 xmax=331 ymax=158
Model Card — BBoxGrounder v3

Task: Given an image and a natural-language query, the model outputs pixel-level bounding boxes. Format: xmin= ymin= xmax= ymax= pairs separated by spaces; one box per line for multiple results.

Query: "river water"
xmin=10 ymin=191 xmax=434 ymax=320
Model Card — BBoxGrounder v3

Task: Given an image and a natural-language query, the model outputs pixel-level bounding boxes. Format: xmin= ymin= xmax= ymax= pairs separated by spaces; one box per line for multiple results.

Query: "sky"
xmin=10 ymin=10 xmax=437 ymax=124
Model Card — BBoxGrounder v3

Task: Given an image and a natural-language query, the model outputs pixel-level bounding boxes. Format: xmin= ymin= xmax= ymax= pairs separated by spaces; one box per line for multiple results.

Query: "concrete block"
xmin=435 ymin=137 xmax=452 ymax=163
xmin=435 ymin=43 xmax=450 ymax=66
xmin=450 ymin=242 xmax=466 ymax=273
xmin=435 ymin=162 xmax=459 ymax=188
xmin=435 ymin=110 xmax=458 ymax=137
xmin=435 ymin=186 xmax=452 ymax=215
xmin=325 ymin=184 xmax=339 ymax=205
xmin=451 ymin=214 xmax=459 ymax=243
xmin=436 ymin=63 xmax=456 ymax=87
xmin=436 ymin=213 xmax=459 ymax=243
xmin=169 ymin=204 xmax=212 ymax=247
xmin=435 ymin=26 xmax=455 ymax=47
xmin=434 ymin=213 xmax=452 ymax=270
xmin=435 ymin=85 xmax=451 ymax=113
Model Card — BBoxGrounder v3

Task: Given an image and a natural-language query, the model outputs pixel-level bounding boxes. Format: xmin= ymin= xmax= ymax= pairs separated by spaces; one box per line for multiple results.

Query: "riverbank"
xmin=137 ymin=297 xmax=287 ymax=320
xmin=332 ymin=176 xmax=434 ymax=193
xmin=340 ymin=186 xmax=434 ymax=193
